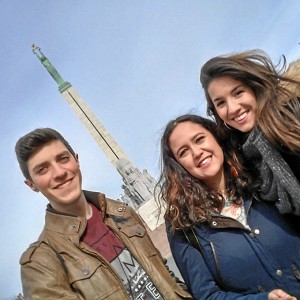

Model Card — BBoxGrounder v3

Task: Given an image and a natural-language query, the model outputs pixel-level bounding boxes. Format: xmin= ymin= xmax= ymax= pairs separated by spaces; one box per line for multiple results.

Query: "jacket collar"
xmin=44 ymin=190 xmax=105 ymax=236
xmin=82 ymin=190 xmax=131 ymax=220
xmin=46 ymin=190 xmax=105 ymax=216
xmin=208 ymin=197 xmax=252 ymax=230
xmin=44 ymin=190 xmax=131 ymax=235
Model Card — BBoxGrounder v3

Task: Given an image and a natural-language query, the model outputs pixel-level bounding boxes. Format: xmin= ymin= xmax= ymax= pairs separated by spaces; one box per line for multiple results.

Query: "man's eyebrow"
xmin=56 ymin=150 xmax=70 ymax=158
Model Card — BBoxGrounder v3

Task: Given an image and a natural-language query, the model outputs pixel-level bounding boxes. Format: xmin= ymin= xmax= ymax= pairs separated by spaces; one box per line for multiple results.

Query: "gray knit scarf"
xmin=242 ymin=127 xmax=300 ymax=215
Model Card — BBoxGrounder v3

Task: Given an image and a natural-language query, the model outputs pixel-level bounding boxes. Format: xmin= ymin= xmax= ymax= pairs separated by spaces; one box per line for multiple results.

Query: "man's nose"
xmin=52 ymin=164 xmax=66 ymax=178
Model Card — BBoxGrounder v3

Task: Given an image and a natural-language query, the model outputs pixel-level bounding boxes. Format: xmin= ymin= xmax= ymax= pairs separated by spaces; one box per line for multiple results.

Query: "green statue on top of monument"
xmin=32 ymin=44 xmax=71 ymax=92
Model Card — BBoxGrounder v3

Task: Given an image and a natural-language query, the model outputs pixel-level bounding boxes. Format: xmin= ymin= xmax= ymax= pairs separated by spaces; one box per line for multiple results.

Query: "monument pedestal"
xmin=147 ymin=223 xmax=171 ymax=258
xmin=137 ymin=197 xmax=170 ymax=258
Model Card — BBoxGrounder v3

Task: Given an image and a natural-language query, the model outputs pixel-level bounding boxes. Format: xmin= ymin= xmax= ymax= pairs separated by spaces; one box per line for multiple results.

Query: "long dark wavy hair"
xmin=200 ymin=49 xmax=300 ymax=152
xmin=157 ymin=114 xmax=258 ymax=232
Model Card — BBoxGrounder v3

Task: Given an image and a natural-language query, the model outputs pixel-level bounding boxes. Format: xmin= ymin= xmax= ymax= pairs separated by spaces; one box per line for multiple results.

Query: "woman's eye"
xmin=196 ymin=136 xmax=204 ymax=143
xmin=178 ymin=149 xmax=188 ymax=158
xmin=235 ymin=90 xmax=244 ymax=97
xmin=216 ymin=100 xmax=226 ymax=108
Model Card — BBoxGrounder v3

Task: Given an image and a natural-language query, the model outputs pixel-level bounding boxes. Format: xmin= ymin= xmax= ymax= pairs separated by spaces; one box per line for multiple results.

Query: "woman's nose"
xmin=227 ymin=98 xmax=241 ymax=115
xmin=192 ymin=146 xmax=203 ymax=159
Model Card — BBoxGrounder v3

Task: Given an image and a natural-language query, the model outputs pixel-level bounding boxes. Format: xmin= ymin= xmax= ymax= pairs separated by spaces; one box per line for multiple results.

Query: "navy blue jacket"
xmin=168 ymin=198 xmax=300 ymax=299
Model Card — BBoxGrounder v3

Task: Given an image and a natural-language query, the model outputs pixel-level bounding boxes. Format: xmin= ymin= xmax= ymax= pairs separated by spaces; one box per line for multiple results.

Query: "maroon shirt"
xmin=81 ymin=203 xmax=164 ymax=299
xmin=82 ymin=203 xmax=124 ymax=262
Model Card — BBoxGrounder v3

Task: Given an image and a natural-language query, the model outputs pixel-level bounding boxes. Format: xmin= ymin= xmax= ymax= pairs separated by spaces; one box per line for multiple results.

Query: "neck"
xmin=205 ymin=169 xmax=226 ymax=193
xmin=85 ymin=203 xmax=93 ymax=219
xmin=50 ymin=192 xmax=92 ymax=219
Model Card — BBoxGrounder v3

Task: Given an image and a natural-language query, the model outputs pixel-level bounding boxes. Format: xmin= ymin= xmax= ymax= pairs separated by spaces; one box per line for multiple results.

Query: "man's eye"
xmin=60 ymin=156 xmax=70 ymax=163
xmin=37 ymin=167 xmax=47 ymax=174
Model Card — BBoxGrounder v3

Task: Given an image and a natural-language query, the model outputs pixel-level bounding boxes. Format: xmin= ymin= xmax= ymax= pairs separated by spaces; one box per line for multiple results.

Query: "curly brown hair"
xmin=157 ymin=114 xmax=257 ymax=232
xmin=200 ymin=49 xmax=300 ymax=152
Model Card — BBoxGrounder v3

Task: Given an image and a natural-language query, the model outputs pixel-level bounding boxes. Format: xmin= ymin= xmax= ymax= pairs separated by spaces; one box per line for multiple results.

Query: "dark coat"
xmin=168 ymin=198 xmax=300 ymax=300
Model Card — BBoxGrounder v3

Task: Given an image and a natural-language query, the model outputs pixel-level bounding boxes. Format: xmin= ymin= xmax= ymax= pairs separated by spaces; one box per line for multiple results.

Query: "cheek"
xmin=252 ymin=98 xmax=258 ymax=109
xmin=215 ymin=148 xmax=224 ymax=164
xmin=69 ymin=161 xmax=80 ymax=173
xmin=247 ymin=91 xmax=257 ymax=104
xmin=215 ymin=108 xmax=226 ymax=120
xmin=179 ymin=158 xmax=193 ymax=171
xmin=33 ymin=177 xmax=49 ymax=190
xmin=73 ymin=164 xmax=82 ymax=183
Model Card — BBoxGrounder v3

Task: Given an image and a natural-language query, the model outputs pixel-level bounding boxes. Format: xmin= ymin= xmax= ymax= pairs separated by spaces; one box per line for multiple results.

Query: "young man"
xmin=16 ymin=128 xmax=191 ymax=300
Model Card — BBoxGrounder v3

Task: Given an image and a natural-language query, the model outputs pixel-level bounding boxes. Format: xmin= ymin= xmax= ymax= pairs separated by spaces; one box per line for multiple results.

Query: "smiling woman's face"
xmin=208 ymin=75 xmax=257 ymax=132
xmin=169 ymin=121 xmax=225 ymax=191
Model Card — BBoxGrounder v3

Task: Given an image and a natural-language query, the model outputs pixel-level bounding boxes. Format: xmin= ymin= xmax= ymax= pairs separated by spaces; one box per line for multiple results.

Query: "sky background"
xmin=1 ymin=1 xmax=300 ymax=299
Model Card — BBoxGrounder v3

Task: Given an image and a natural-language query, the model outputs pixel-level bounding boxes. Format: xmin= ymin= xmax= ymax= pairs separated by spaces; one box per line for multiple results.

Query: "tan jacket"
xmin=20 ymin=190 xmax=191 ymax=300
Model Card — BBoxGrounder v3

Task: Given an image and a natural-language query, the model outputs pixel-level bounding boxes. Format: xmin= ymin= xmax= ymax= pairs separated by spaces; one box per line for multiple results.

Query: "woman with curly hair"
xmin=157 ymin=114 xmax=300 ymax=300
xmin=200 ymin=50 xmax=300 ymax=215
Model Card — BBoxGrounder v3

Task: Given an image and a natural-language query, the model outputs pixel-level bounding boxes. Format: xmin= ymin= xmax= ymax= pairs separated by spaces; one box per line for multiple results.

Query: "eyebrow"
xmin=56 ymin=150 xmax=70 ymax=158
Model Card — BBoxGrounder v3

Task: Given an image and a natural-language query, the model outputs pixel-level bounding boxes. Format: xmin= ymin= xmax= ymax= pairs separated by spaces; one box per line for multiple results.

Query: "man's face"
xmin=25 ymin=140 xmax=83 ymax=213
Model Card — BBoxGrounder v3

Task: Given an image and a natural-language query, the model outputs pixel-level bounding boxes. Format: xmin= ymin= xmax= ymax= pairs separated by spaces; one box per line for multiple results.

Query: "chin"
xmin=55 ymin=189 xmax=82 ymax=203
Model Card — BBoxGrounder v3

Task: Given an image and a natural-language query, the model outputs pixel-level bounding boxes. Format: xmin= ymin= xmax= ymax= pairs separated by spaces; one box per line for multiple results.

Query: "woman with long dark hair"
xmin=200 ymin=50 xmax=300 ymax=215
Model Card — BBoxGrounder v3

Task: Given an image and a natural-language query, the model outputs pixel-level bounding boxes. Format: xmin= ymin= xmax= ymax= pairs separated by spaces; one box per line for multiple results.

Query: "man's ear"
xmin=24 ymin=179 xmax=39 ymax=192
xmin=75 ymin=153 xmax=80 ymax=165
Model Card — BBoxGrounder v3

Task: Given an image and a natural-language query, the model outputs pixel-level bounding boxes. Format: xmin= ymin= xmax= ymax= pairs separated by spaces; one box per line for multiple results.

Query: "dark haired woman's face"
xmin=169 ymin=121 xmax=225 ymax=191
xmin=207 ymin=76 xmax=257 ymax=133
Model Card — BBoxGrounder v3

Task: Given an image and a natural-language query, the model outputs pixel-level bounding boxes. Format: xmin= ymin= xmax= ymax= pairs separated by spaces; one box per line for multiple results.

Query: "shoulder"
xmin=105 ymin=197 xmax=136 ymax=216
xmin=167 ymin=228 xmax=187 ymax=247
xmin=105 ymin=197 xmax=127 ymax=207
xmin=84 ymin=190 xmax=137 ymax=217
xmin=20 ymin=240 xmax=59 ymax=267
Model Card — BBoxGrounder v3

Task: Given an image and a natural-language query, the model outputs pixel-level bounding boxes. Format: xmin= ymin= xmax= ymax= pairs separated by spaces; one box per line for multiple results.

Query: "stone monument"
xmin=32 ymin=44 xmax=169 ymax=257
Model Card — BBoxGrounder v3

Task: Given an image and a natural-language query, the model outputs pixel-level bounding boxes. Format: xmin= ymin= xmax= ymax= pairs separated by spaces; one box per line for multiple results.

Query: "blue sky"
xmin=1 ymin=1 xmax=300 ymax=298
